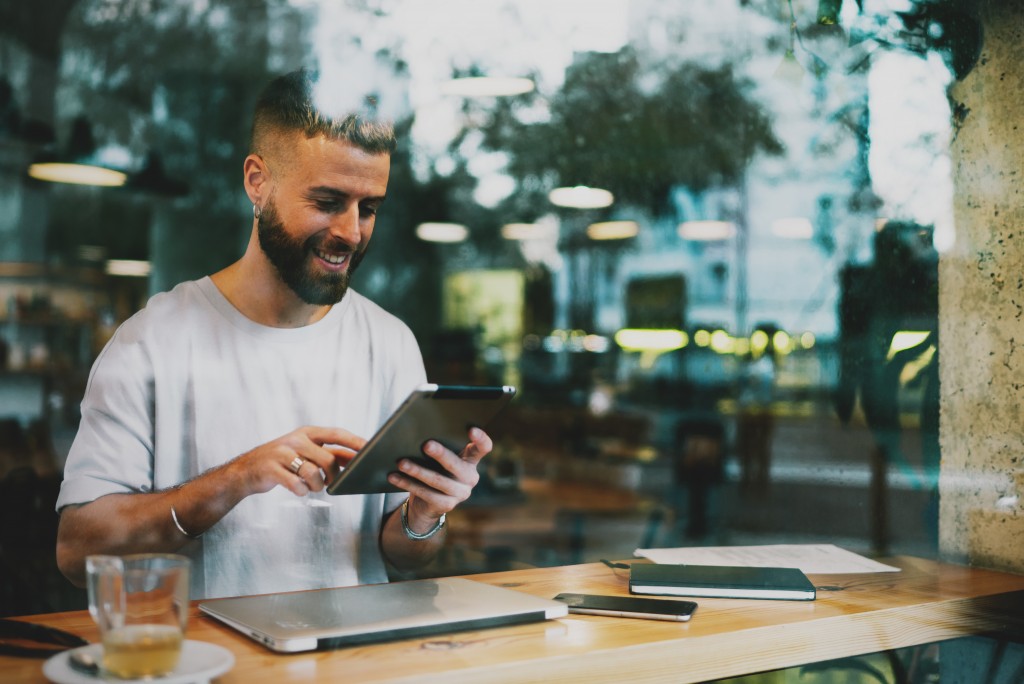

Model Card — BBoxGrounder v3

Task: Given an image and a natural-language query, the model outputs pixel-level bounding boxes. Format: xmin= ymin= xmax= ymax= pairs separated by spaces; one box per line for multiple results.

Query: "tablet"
xmin=326 ymin=383 xmax=516 ymax=495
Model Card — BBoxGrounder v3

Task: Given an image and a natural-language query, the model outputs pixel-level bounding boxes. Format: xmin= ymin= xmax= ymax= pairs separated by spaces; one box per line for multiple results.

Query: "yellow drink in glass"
xmin=102 ymin=624 xmax=183 ymax=678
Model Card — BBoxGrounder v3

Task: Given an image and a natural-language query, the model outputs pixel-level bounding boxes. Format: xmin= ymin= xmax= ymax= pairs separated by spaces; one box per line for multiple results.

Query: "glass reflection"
xmin=0 ymin=0 xmax=994 ymax=619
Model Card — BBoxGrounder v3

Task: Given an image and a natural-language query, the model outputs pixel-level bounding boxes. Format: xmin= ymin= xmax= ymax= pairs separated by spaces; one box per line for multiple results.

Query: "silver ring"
xmin=288 ymin=457 xmax=305 ymax=474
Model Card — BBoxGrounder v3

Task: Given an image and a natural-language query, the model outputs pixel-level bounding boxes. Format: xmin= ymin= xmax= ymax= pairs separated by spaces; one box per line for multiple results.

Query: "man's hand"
xmin=228 ymin=426 xmax=366 ymax=497
xmin=386 ymin=427 xmax=493 ymax=533
xmin=56 ymin=425 xmax=368 ymax=586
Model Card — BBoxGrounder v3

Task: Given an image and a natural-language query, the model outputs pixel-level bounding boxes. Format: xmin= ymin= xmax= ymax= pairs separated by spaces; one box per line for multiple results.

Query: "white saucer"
xmin=43 ymin=639 xmax=235 ymax=684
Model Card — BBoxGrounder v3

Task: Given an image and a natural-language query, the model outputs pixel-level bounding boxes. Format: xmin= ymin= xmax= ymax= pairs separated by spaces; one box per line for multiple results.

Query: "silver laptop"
xmin=198 ymin=577 xmax=569 ymax=652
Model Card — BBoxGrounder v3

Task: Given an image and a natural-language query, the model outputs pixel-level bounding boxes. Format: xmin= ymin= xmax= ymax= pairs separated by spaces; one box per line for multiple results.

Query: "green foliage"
xmin=474 ymin=49 xmax=783 ymax=216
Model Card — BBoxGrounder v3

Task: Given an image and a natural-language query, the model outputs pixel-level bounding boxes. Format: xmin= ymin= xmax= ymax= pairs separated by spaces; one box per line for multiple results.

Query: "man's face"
xmin=256 ymin=135 xmax=390 ymax=305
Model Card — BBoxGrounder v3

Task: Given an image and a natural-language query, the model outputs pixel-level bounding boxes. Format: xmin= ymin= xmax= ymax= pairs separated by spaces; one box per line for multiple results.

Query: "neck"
xmin=210 ymin=224 xmax=332 ymax=328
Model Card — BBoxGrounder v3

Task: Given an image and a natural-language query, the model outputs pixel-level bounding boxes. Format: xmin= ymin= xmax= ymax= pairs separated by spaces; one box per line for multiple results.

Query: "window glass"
xmin=0 ymin=0 xmax=998 ymax=618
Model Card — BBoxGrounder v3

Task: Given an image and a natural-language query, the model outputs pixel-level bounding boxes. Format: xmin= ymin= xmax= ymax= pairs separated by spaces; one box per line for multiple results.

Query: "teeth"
xmin=315 ymin=249 xmax=347 ymax=265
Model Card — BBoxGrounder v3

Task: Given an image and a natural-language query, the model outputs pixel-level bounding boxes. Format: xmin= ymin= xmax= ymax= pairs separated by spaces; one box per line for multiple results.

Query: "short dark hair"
xmin=249 ymin=69 xmax=396 ymax=156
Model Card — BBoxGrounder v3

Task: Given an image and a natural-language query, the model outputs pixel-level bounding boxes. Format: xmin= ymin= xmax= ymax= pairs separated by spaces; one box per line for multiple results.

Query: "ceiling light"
xmin=548 ymin=186 xmax=614 ymax=209
xmin=678 ymin=220 xmax=736 ymax=241
xmin=501 ymin=223 xmax=558 ymax=240
xmin=587 ymin=220 xmax=638 ymax=240
xmin=416 ymin=222 xmax=468 ymax=243
xmin=771 ymin=217 xmax=813 ymax=239
xmin=709 ymin=330 xmax=735 ymax=354
xmin=614 ymin=329 xmax=688 ymax=353
xmin=27 ymin=115 xmax=128 ymax=187
xmin=774 ymin=1 xmax=805 ymax=87
xmin=816 ymin=0 xmax=842 ymax=25
xmin=772 ymin=330 xmax=792 ymax=353
xmin=750 ymin=330 xmax=770 ymax=354
xmin=440 ymin=77 xmax=535 ymax=97
xmin=773 ymin=50 xmax=806 ymax=86
xmin=105 ymin=259 xmax=151 ymax=277
xmin=28 ymin=162 xmax=127 ymax=187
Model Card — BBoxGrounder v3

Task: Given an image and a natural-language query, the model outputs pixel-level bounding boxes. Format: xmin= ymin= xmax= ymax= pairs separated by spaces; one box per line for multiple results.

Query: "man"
xmin=55 ymin=69 xmax=492 ymax=600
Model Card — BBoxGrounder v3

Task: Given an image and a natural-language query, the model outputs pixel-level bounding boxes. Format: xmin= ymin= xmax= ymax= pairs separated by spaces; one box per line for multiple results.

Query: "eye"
xmin=360 ymin=202 xmax=380 ymax=218
xmin=314 ymin=199 xmax=341 ymax=212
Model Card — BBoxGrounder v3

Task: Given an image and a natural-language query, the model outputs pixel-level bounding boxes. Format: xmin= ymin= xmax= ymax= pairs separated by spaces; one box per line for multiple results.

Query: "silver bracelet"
xmin=399 ymin=499 xmax=446 ymax=541
xmin=171 ymin=505 xmax=202 ymax=540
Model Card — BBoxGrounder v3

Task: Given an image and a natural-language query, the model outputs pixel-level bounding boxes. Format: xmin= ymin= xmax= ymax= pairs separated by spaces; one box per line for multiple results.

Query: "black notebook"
xmin=629 ymin=564 xmax=816 ymax=601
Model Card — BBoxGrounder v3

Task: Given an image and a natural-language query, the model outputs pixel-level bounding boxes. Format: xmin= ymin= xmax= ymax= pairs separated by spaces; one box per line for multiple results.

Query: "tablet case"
xmin=629 ymin=563 xmax=816 ymax=601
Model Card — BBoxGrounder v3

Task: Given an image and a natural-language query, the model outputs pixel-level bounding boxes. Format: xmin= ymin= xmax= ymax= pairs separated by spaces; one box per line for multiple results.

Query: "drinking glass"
xmin=86 ymin=553 xmax=190 ymax=679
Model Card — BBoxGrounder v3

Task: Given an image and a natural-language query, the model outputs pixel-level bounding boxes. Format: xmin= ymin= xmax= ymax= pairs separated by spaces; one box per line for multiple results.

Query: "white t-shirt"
xmin=57 ymin=277 xmax=426 ymax=599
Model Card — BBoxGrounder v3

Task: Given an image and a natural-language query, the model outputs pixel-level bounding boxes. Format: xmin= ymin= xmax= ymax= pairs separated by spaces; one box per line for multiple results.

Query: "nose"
xmin=327 ymin=203 xmax=362 ymax=246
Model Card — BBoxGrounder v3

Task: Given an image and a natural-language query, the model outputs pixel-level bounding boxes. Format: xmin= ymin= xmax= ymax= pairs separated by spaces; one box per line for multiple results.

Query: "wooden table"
xmin=4 ymin=556 xmax=1024 ymax=683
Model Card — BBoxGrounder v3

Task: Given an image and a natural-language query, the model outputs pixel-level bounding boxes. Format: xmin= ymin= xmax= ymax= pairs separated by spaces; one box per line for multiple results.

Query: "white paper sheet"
xmin=634 ymin=544 xmax=901 ymax=574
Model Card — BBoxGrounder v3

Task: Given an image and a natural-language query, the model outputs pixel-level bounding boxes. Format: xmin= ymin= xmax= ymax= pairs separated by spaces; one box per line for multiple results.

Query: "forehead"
xmin=275 ymin=132 xmax=390 ymax=197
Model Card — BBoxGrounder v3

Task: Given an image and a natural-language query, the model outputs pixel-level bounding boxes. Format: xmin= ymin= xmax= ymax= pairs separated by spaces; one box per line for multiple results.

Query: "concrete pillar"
xmin=939 ymin=0 xmax=1024 ymax=572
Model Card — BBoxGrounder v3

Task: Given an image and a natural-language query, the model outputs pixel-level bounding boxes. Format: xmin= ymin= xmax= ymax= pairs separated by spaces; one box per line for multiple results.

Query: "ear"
xmin=243 ymin=154 xmax=271 ymax=207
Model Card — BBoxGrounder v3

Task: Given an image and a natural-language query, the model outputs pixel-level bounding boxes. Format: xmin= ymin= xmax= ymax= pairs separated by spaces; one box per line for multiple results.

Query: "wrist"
xmin=171 ymin=505 xmax=202 ymax=540
xmin=400 ymin=499 xmax=446 ymax=541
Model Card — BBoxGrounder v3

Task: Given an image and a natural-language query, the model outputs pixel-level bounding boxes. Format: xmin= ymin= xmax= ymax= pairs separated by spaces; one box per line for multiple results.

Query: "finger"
xmin=459 ymin=427 xmax=493 ymax=465
xmin=416 ymin=441 xmax=478 ymax=485
xmin=284 ymin=473 xmax=311 ymax=497
xmin=325 ymin=445 xmax=358 ymax=466
xmin=387 ymin=471 xmax=462 ymax=511
xmin=295 ymin=459 xmax=326 ymax=492
xmin=319 ymin=447 xmax=353 ymax=486
xmin=301 ymin=426 xmax=367 ymax=451
xmin=293 ymin=440 xmax=344 ymax=474
xmin=276 ymin=446 xmax=328 ymax=491
xmin=395 ymin=456 xmax=475 ymax=499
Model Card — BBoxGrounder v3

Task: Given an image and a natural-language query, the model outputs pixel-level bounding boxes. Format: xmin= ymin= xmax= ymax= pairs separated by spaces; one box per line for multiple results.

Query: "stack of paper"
xmin=633 ymin=544 xmax=901 ymax=574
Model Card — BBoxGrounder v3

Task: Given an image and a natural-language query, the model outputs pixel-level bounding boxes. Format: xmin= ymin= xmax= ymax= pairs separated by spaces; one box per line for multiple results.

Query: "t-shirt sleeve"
xmin=56 ymin=322 xmax=156 ymax=511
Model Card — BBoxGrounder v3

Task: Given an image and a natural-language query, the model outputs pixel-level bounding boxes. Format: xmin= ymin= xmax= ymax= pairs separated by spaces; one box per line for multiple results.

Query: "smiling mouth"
xmin=313 ymin=248 xmax=350 ymax=267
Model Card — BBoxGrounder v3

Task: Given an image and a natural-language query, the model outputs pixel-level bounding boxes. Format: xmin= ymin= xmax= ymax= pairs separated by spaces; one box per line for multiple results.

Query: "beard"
xmin=257 ymin=199 xmax=367 ymax=306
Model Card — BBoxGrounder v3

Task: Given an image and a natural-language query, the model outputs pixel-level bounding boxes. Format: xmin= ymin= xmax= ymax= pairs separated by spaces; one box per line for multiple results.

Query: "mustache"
xmin=308 ymin=235 xmax=358 ymax=254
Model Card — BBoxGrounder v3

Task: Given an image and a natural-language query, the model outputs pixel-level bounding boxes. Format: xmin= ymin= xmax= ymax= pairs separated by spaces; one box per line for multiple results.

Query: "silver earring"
xmin=253 ymin=204 xmax=262 ymax=220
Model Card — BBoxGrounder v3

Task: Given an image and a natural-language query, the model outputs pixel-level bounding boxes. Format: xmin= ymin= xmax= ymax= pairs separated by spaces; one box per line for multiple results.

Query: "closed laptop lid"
xmin=198 ymin=577 xmax=568 ymax=652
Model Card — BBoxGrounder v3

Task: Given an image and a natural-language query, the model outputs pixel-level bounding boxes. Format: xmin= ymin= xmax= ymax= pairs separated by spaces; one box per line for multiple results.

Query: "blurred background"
xmin=0 ymin=0 xmax=970 ymax=617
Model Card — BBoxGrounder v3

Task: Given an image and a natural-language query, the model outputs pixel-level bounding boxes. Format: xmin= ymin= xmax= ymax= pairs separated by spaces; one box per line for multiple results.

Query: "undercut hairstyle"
xmin=249 ymin=69 xmax=397 ymax=158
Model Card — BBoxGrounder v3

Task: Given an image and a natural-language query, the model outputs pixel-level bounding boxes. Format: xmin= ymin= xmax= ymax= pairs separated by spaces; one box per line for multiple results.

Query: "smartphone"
xmin=553 ymin=593 xmax=697 ymax=622
xmin=326 ymin=384 xmax=516 ymax=495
